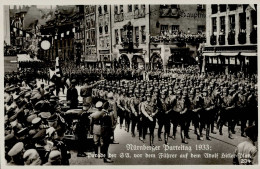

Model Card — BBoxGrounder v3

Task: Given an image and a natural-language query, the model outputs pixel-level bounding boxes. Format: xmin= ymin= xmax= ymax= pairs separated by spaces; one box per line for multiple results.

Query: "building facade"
xmin=84 ymin=5 xmax=98 ymax=68
xmin=96 ymin=5 xmax=113 ymax=68
xmin=73 ymin=5 xmax=85 ymax=66
xmin=149 ymin=4 xmax=206 ymax=70
xmin=203 ymin=4 xmax=257 ymax=74
xmin=111 ymin=4 xmax=149 ymax=69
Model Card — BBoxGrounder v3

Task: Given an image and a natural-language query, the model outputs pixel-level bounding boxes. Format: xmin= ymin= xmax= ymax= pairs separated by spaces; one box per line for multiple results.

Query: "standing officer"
xmin=90 ymin=101 xmax=104 ymax=158
xmin=80 ymin=79 xmax=104 ymax=108
xmin=106 ymin=92 xmax=119 ymax=144
xmin=100 ymin=103 xmax=114 ymax=163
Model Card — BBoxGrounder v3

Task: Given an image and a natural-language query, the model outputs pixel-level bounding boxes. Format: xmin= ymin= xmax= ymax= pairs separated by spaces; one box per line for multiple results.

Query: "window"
xmin=229 ymin=15 xmax=235 ymax=31
xmin=172 ymin=25 xmax=179 ymax=33
xmin=134 ymin=5 xmax=139 ymax=10
xmin=228 ymin=5 xmax=237 ymax=11
xmin=120 ymin=29 xmax=124 ymax=42
xmin=100 ymin=37 xmax=104 ymax=47
xmin=141 ymin=4 xmax=145 ymax=9
xmin=251 ymin=10 xmax=257 ymax=27
xmin=114 ymin=5 xmax=118 ymax=14
xmin=211 ymin=5 xmax=218 ymax=14
xmin=220 ymin=16 xmax=225 ymax=33
xmin=160 ymin=25 xmax=168 ymax=34
xmin=198 ymin=25 xmax=205 ymax=34
xmin=128 ymin=5 xmax=132 ymax=12
xmin=197 ymin=4 xmax=205 ymax=10
xmin=219 ymin=4 xmax=226 ymax=12
xmin=98 ymin=6 xmax=102 ymax=15
xmin=141 ymin=26 xmax=146 ymax=43
xmin=212 ymin=18 xmax=217 ymax=33
xmin=239 ymin=13 xmax=246 ymax=30
xmin=135 ymin=27 xmax=139 ymax=43
xmin=115 ymin=29 xmax=119 ymax=44
xmin=104 ymin=5 xmax=108 ymax=13
xmin=120 ymin=5 xmax=123 ymax=13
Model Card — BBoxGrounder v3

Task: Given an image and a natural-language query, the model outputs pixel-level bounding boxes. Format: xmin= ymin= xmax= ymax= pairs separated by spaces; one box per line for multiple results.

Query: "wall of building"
xmin=206 ymin=4 xmax=256 ymax=46
xmin=150 ymin=5 xmax=206 ymax=36
xmin=111 ymin=4 xmax=150 ymax=69
xmin=96 ymin=5 xmax=112 ymax=68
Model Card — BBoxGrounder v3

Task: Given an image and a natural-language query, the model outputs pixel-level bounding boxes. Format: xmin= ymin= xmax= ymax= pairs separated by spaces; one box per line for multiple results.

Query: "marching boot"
xmin=94 ymin=145 xmax=99 ymax=158
xmin=164 ymin=134 xmax=168 ymax=145
xmin=206 ymin=128 xmax=211 ymax=140
xmin=181 ymin=130 xmax=188 ymax=144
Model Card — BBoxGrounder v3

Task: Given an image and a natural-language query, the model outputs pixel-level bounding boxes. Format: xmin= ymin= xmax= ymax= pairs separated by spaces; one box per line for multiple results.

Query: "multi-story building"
xmin=84 ymin=5 xmax=98 ymax=68
xmin=111 ymin=4 xmax=149 ymax=69
xmin=203 ymin=4 xmax=257 ymax=74
xmin=96 ymin=5 xmax=113 ymax=68
xmin=9 ymin=5 xmax=29 ymax=52
xmin=40 ymin=5 xmax=75 ymax=62
xmin=73 ymin=5 xmax=85 ymax=66
xmin=149 ymin=4 xmax=206 ymax=70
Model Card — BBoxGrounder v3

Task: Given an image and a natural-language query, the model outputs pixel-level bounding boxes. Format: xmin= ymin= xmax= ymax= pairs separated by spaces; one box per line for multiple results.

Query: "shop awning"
xmin=240 ymin=53 xmax=257 ymax=57
xmin=219 ymin=52 xmax=239 ymax=56
xmin=202 ymin=52 xmax=221 ymax=56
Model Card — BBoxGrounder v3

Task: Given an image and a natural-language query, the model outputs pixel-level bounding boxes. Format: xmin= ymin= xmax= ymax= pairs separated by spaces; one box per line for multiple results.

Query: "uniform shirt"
xmin=141 ymin=101 xmax=153 ymax=116
xmin=173 ymin=98 xmax=187 ymax=113
xmin=235 ymin=140 xmax=257 ymax=165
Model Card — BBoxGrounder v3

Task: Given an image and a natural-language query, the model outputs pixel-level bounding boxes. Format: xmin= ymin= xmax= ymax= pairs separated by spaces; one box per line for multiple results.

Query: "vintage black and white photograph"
xmin=3 ymin=3 xmax=258 ymax=166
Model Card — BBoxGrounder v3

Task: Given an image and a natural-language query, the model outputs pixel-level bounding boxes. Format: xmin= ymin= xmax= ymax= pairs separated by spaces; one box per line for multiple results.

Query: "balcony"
xmin=114 ymin=13 xmax=124 ymax=22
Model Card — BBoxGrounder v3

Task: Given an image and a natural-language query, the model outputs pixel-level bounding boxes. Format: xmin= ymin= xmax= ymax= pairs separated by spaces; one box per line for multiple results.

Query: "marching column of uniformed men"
xmin=89 ymin=72 xmax=257 ymax=146
xmin=4 ymin=66 xmax=258 ymax=165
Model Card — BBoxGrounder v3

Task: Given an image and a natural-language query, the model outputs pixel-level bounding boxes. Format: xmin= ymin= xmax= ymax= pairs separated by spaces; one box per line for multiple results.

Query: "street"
xmin=69 ymin=120 xmax=257 ymax=165
xmin=34 ymin=79 xmax=258 ymax=165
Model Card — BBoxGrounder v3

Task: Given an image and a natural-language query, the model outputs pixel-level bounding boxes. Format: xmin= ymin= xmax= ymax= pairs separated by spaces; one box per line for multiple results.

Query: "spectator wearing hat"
xmin=233 ymin=125 xmax=258 ymax=165
xmin=43 ymin=150 xmax=62 ymax=165
xmin=66 ymin=79 xmax=78 ymax=109
xmin=23 ymin=149 xmax=42 ymax=165
xmin=53 ymin=127 xmax=70 ymax=165
xmin=7 ymin=142 xmax=24 ymax=165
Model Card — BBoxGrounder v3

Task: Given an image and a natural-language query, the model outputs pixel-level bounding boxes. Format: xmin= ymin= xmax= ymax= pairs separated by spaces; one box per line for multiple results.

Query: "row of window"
xmin=211 ymin=4 xmax=244 ymax=14
xmin=160 ymin=25 xmax=206 ymax=34
xmin=114 ymin=4 xmax=145 ymax=14
xmin=114 ymin=25 xmax=146 ymax=44
xmin=212 ymin=11 xmax=256 ymax=34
